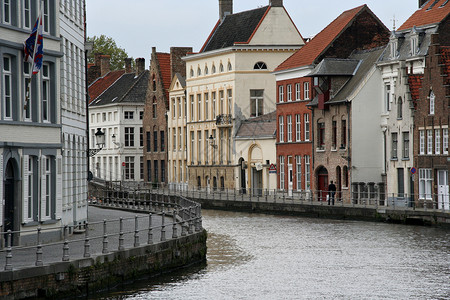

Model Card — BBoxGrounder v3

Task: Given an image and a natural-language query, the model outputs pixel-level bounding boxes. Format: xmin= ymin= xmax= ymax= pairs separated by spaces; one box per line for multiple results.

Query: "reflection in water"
xmin=96 ymin=210 xmax=450 ymax=300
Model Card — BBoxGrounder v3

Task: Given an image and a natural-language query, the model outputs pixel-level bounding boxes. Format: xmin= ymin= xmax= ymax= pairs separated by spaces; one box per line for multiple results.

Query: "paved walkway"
xmin=0 ymin=206 xmax=169 ymax=271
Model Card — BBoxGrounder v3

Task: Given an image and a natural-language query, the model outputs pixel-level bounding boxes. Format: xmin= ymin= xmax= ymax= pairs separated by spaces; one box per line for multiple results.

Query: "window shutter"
xmin=23 ymin=155 xmax=29 ymax=222
xmin=41 ymin=156 xmax=47 ymax=221
xmin=0 ymin=155 xmax=3 ymax=227
xmin=55 ymin=155 xmax=62 ymax=220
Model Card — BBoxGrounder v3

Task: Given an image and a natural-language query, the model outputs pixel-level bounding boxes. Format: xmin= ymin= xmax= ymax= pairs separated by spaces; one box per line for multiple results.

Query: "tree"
xmin=87 ymin=35 xmax=131 ymax=71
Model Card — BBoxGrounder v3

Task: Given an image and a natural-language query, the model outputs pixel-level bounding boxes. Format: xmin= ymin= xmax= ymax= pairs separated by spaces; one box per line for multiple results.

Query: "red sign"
xmin=269 ymin=164 xmax=276 ymax=171
xmin=122 ymin=162 xmax=126 ymax=167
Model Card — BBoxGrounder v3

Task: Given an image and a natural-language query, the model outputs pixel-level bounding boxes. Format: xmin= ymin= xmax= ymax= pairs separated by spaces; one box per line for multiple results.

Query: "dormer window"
xmin=390 ymin=40 xmax=398 ymax=58
xmin=254 ymin=62 xmax=267 ymax=70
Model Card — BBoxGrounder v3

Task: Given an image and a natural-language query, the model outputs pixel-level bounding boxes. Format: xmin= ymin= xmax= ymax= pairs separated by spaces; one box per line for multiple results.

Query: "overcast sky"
xmin=86 ymin=0 xmax=418 ymax=63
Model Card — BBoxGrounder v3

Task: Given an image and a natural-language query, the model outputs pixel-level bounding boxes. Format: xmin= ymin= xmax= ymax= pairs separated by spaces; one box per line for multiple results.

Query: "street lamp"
xmin=208 ymin=134 xmax=217 ymax=148
xmin=89 ymin=128 xmax=105 ymax=157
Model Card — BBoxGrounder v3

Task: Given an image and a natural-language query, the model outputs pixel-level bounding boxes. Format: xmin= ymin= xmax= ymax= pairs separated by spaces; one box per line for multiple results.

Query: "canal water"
xmin=97 ymin=210 xmax=450 ymax=299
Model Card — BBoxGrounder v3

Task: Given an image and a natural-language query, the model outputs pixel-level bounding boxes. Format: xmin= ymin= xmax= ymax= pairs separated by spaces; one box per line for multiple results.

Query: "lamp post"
xmin=208 ymin=135 xmax=217 ymax=148
xmin=88 ymin=128 xmax=105 ymax=157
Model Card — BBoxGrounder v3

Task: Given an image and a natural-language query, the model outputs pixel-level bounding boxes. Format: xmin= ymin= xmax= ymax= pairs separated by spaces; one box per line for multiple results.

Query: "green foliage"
xmin=87 ymin=35 xmax=131 ymax=71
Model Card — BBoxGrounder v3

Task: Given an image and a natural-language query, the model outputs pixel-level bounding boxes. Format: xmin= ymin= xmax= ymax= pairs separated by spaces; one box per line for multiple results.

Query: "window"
xmin=287 ymin=115 xmax=292 ymax=142
xmin=139 ymin=111 xmax=143 ymax=120
xmin=153 ymin=130 xmax=157 ymax=152
xmin=197 ymin=67 xmax=201 ymax=76
xmin=177 ymin=98 xmax=181 ymax=118
xmin=385 ymin=84 xmax=391 ymax=112
xmin=332 ymin=120 xmax=337 ymax=149
xmin=304 ymin=114 xmax=310 ymax=141
xmin=295 ymin=155 xmax=302 ymax=191
xmin=429 ymin=91 xmax=435 ymax=115
xmin=318 ymin=122 xmax=325 ymax=149
xmin=152 ymin=75 xmax=156 ymax=90
xmin=23 ymin=0 xmax=31 ymax=28
xmin=205 ymin=66 xmax=209 ymax=75
xmin=146 ymin=131 xmax=151 ymax=152
xmin=125 ymin=127 xmax=135 ymax=147
xmin=254 ymin=62 xmax=267 ymax=69
xmin=250 ymin=89 xmax=264 ymax=117
xmin=42 ymin=64 xmax=50 ymax=122
xmin=419 ymin=130 xmax=425 ymax=155
xmin=419 ymin=169 xmax=432 ymax=200
xmin=43 ymin=156 xmax=52 ymax=218
xmin=212 ymin=64 xmax=216 ymax=74
xmin=305 ymin=156 xmax=311 ymax=190
xmin=435 ymin=129 xmax=441 ymax=155
xmin=295 ymin=114 xmax=301 ymax=141
xmin=279 ymin=85 xmax=284 ymax=102
xmin=197 ymin=94 xmax=202 ymax=121
xmin=172 ymin=129 xmax=176 ymax=151
xmin=279 ymin=116 xmax=284 ymax=142
xmin=397 ymin=97 xmax=403 ymax=119
xmin=26 ymin=156 xmax=35 ymax=220
xmin=287 ymin=84 xmax=292 ymax=101
xmin=204 ymin=93 xmax=209 ymax=120
xmin=178 ymin=127 xmax=182 ymax=150
xmin=341 ymin=120 xmax=346 ymax=148
xmin=124 ymin=111 xmax=134 ymax=119
xmin=343 ymin=165 xmax=348 ymax=188
xmin=190 ymin=95 xmax=194 ymax=121
xmin=147 ymin=160 xmax=151 ymax=182
xmin=197 ymin=131 xmax=202 ymax=164
xmin=140 ymin=157 xmax=144 ymax=180
xmin=190 ymin=131 xmax=194 ymax=163
xmin=227 ymin=89 xmax=232 ymax=114
xmin=190 ymin=68 xmax=194 ymax=78
xmin=172 ymin=98 xmax=176 ymax=119
xmin=23 ymin=62 xmax=31 ymax=120
xmin=304 ymin=82 xmax=310 ymax=100
xmin=219 ymin=90 xmax=224 ymax=114
xmin=219 ymin=63 xmax=224 ymax=73
xmin=3 ymin=0 xmax=10 ymax=24
xmin=403 ymin=132 xmax=409 ymax=159
xmin=140 ymin=127 xmax=144 ymax=147
xmin=160 ymin=131 xmax=165 ymax=151
xmin=3 ymin=55 xmax=12 ymax=119
xmin=279 ymin=156 xmax=285 ymax=189
xmin=154 ymin=160 xmax=158 ymax=183
xmin=125 ymin=156 xmax=135 ymax=180
xmin=443 ymin=129 xmax=448 ymax=155
xmin=391 ymin=133 xmax=398 ymax=159
xmin=152 ymin=97 xmax=157 ymax=118
xmin=161 ymin=160 xmax=165 ymax=182
xmin=295 ymin=83 xmax=301 ymax=100
xmin=43 ymin=0 xmax=50 ymax=33
xmin=228 ymin=62 xmax=232 ymax=71
xmin=212 ymin=91 xmax=216 ymax=119
xmin=427 ymin=129 xmax=433 ymax=154
xmin=205 ymin=130 xmax=209 ymax=163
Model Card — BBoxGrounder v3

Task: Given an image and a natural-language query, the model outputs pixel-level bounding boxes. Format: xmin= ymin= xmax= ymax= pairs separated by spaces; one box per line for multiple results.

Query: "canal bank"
xmin=190 ymin=197 xmax=450 ymax=227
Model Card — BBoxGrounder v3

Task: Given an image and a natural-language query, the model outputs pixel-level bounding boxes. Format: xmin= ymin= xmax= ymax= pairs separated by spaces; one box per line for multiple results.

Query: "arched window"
xmin=205 ymin=65 xmax=209 ymax=75
xmin=197 ymin=67 xmax=201 ymax=76
xmin=152 ymin=96 xmax=157 ymax=118
xmin=254 ymin=62 xmax=267 ymax=70
xmin=190 ymin=68 xmax=194 ymax=78
xmin=219 ymin=63 xmax=224 ymax=73
xmin=227 ymin=62 xmax=232 ymax=71
xmin=429 ymin=91 xmax=435 ymax=115
xmin=397 ymin=96 xmax=403 ymax=119
xmin=212 ymin=64 xmax=216 ymax=74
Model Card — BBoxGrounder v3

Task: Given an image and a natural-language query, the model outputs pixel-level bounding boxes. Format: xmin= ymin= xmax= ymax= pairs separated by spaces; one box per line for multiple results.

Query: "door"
xmin=288 ymin=156 xmax=293 ymax=197
xmin=252 ymin=168 xmax=263 ymax=196
xmin=437 ymin=170 xmax=449 ymax=210
xmin=4 ymin=160 xmax=15 ymax=244
xmin=317 ymin=167 xmax=328 ymax=201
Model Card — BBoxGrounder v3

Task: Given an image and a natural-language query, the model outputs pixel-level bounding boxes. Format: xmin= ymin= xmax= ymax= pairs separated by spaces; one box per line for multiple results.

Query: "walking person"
xmin=328 ymin=181 xmax=336 ymax=205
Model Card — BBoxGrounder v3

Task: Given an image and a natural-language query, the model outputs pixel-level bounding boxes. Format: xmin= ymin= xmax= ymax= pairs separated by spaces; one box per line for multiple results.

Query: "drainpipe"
xmin=307 ymin=105 xmax=314 ymax=191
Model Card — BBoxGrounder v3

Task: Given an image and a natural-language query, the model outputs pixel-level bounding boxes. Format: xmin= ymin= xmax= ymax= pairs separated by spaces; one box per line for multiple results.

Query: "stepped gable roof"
xmin=89 ymin=71 xmax=149 ymax=107
xmin=275 ymin=5 xmax=366 ymax=72
xmin=88 ymin=70 xmax=125 ymax=103
xmin=408 ymin=74 xmax=422 ymax=104
xmin=398 ymin=0 xmax=450 ymax=31
xmin=236 ymin=111 xmax=277 ymax=139
xmin=442 ymin=46 xmax=450 ymax=84
xmin=200 ymin=6 xmax=269 ymax=53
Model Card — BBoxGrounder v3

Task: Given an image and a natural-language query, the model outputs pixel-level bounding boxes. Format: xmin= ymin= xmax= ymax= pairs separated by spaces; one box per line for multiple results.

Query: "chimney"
xmin=99 ymin=55 xmax=111 ymax=77
xmin=419 ymin=0 xmax=427 ymax=8
xmin=270 ymin=0 xmax=283 ymax=7
xmin=135 ymin=58 xmax=145 ymax=75
xmin=125 ymin=58 xmax=132 ymax=73
xmin=219 ymin=0 xmax=232 ymax=21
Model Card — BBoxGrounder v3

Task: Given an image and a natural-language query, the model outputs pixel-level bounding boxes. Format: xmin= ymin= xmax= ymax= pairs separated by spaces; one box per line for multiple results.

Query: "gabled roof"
xmin=306 ymin=58 xmax=361 ymax=76
xmin=275 ymin=5 xmax=367 ymax=72
xmin=236 ymin=111 xmax=277 ymax=139
xmin=398 ymin=0 xmax=450 ymax=31
xmin=200 ymin=6 xmax=269 ymax=53
xmin=155 ymin=52 xmax=172 ymax=95
xmin=88 ymin=70 xmax=125 ymax=103
xmin=441 ymin=46 xmax=450 ymax=84
xmin=408 ymin=74 xmax=422 ymax=103
xmin=89 ymin=71 xmax=149 ymax=107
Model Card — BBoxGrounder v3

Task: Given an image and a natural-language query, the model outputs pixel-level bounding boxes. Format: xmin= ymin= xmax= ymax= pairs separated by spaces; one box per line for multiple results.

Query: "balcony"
xmin=216 ymin=114 xmax=232 ymax=127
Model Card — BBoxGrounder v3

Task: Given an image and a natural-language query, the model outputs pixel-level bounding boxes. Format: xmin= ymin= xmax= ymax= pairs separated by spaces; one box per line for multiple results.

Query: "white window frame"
xmin=385 ymin=84 xmax=391 ymax=112
xmin=443 ymin=128 xmax=448 ymax=155
xmin=124 ymin=127 xmax=135 ymax=147
xmin=279 ymin=116 xmax=284 ymax=143
xmin=279 ymin=156 xmax=285 ymax=190
xmin=43 ymin=0 xmax=50 ymax=34
xmin=304 ymin=113 xmax=310 ymax=141
xmin=42 ymin=63 xmax=50 ymax=122
xmin=295 ymin=114 xmax=301 ymax=141
xmin=295 ymin=155 xmax=301 ymax=191
xmin=295 ymin=83 xmax=301 ymax=101
xmin=227 ymin=89 xmax=232 ymax=114
xmin=287 ymin=84 xmax=292 ymax=101
xmin=419 ymin=168 xmax=432 ymax=200
xmin=3 ymin=0 xmax=11 ymax=24
xmin=287 ymin=115 xmax=292 ymax=142
xmin=419 ymin=130 xmax=425 ymax=155
xmin=124 ymin=156 xmax=135 ymax=180
xmin=212 ymin=91 xmax=216 ymax=119
xmin=303 ymin=82 xmax=310 ymax=100
xmin=204 ymin=93 xmax=209 ymax=120
xmin=44 ymin=157 xmax=51 ymax=218
xmin=197 ymin=94 xmax=202 ymax=121
xmin=23 ymin=0 xmax=31 ymax=29
xmin=279 ymin=85 xmax=284 ymax=103
xmin=435 ymin=129 xmax=440 ymax=155
xmin=429 ymin=91 xmax=435 ymax=115
xmin=3 ymin=55 xmax=12 ymax=120
xmin=190 ymin=95 xmax=194 ymax=121
xmin=427 ymin=129 xmax=433 ymax=155
xmin=305 ymin=155 xmax=310 ymax=190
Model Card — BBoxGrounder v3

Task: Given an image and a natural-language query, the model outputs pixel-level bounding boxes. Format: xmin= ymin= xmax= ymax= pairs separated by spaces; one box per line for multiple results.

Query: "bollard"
xmin=102 ymin=219 xmax=109 ymax=254
xmin=5 ymin=230 xmax=12 ymax=271
xmin=35 ymin=227 xmax=43 ymax=266
xmin=161 ymin=212 xmax=166 ymax=241
xmin=62 ymin=226 xmax=69 ymax=261
xmin=84 ymin=223 xmax=90 ymax=258
xmin=172 ymin=210 xmax=178 ymax=239
xmin=134 ymin=215 xmax=140 ymax=247
xmin=148 ymin=213 xmax=153 ymax=244
xmin=118 ymin=218 xmax=124 ymax=251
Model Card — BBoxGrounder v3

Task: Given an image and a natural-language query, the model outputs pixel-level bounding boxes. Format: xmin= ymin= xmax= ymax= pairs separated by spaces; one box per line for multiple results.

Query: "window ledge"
xmin=390 ymin=158 xmax=398 ymax=161
xmin=316 ymin=148 xmax=325 ymax=153
xmin=331 ymin=148 xmax=337 ymax=152
xmin=401 ymin=157 xmax=410 ymax=161
xmin=342 ymin=187 xmax=349 ymax=190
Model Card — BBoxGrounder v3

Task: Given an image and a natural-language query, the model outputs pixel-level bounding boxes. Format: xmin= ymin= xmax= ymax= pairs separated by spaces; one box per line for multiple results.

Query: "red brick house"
xmin=143 ymin=47 xmax=192 ymax=185
xmin=273 ymin=5 xmax=389 ymax=197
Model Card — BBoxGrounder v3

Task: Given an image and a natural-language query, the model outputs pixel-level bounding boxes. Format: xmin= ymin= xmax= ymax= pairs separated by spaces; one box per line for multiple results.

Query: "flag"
xmin=23 ymin=13 xmax=44 ymax=75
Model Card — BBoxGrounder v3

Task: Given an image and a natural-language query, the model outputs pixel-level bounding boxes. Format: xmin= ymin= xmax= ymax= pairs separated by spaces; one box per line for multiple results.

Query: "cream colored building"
xmin=168 ymin=74 xmax=188 ymax=191
xmin=182 ymin=0 xmax=304 ymax=190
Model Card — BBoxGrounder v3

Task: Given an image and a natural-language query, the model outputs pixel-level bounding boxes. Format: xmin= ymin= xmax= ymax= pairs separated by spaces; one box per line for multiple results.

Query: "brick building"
xmin=412 ymin=34 xmax=449 ymax=209
xmin=143 ymin=47 xmax=192 ymax=185
xmin=273 ymin=5 xmax=389 ymax=199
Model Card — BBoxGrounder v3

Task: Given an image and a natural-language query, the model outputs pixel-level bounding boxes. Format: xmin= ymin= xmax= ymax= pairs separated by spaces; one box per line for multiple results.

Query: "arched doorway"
xmin=238 ymin=157 xmax=246 ymax=194
xmin=316 ymin=166 xmax=328 ymax=201
xmin=4 ymin=160 xmax=16 ymax=241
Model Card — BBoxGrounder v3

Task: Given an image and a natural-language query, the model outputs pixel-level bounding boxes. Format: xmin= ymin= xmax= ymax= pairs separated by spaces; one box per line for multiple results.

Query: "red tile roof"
xmin=398 ymin=0 xmax=450 ymax=31
xmin=275 ymin=5 xmax=366 ymax=72
xmin=408 ymin=74 xmax=422 ymax=105
xmin=155 ymin=52 xmax=172 ymax=101
xmin=88 ymin=70 xmax=125 ymax=103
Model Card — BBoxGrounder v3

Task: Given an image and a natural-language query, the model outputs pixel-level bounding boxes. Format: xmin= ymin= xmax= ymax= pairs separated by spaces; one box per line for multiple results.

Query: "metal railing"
xmin=0 ymin=195 xmax=202 ymax=271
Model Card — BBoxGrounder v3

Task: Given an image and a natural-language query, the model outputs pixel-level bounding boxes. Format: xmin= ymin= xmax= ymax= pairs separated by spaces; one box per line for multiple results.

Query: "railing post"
xmin=161 ymin=212 xmax=166 ymax=241
xmin=62 ymin=225 xmax=69 ymax=261
xmin=195 ymin=206 xmax=201 ymax=232
xmin=172 ymin=210 xmax=178 ymax=239
xmin=5 ymin=230 xmax=12 ymax=271
xmin=35 ymin=227 xmax=43 ymax=266
xmin=118 ymin=218 xmax=124 ymax=251
xmin=188 ymin=207 xmax=194 ymax=234
xmin=181 ymin=208 xmax=187 ymax=237
xmin=84 ymin=223 xmax=90 ymax=258
xmin=102 ymin=219 xmax=109 ymax=254
xmin=148 ymin=213 xmax=153 ymax=244
xmin=134 ymin=215 xmax=140 ymax=247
